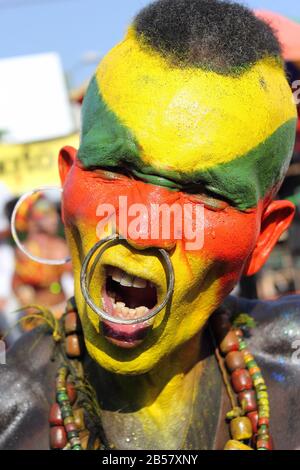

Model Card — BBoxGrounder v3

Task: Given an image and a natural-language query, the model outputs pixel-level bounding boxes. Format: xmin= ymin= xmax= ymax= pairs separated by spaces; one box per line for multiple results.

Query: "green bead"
xmin=251 ymin=372 xmax=262 ymax=380
xmin=239 ymin=341 xmax=247 ymax=350
xmin=246 ymin=360 xmax=256 ymax=369
xmin=257 ymin=391 xmax=268 ymax=400
xmin=72 ymin=445 xmax=82 ymax=450
xmin=258 ymin=398 xmax=269 ymax=406
xmin=256 ymin=384 xmax=267 ymax=391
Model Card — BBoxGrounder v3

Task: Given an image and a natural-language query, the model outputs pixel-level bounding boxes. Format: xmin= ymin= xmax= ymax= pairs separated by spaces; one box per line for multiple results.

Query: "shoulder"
xmin=0 ymin=327 xmax=58 ymax=449
xmin=225 ymin=295 xmax=300 ymax=450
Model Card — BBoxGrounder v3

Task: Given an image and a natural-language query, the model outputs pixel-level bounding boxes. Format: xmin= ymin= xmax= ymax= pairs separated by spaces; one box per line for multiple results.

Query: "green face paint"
xmin=78 ymin=76 xmax=296 ymax=211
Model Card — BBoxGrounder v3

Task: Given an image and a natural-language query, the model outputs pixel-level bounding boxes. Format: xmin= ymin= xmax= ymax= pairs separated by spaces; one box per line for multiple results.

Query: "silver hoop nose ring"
xmin=80 ymin=235 xmax=175 ymax=325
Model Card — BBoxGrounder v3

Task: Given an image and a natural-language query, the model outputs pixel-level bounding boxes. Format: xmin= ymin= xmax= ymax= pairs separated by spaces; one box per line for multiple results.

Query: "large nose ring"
xmin=80 ymin=235 xmax=175 ymax=325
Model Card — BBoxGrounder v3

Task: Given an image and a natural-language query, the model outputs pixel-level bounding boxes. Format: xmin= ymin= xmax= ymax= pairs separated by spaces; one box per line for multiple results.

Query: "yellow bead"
xmin=230 ymin=417 xmax=253 ymax=440
xmin=224 ymin=440 xmax=254 ymax=450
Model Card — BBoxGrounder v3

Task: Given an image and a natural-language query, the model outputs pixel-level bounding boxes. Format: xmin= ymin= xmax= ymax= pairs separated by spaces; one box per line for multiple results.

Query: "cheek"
xmin=203 ymin=208 xmax=260 ymax=263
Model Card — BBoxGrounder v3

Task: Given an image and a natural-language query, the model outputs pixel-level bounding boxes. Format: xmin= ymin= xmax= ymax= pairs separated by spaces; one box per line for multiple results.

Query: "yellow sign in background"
xmin=0 ymin=134 xmax=79 ymax=195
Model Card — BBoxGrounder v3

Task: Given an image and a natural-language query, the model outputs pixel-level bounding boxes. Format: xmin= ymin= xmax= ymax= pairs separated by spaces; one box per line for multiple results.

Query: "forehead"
xmin=78 ymin=29 xmax=296 ymax=210
xmin=95 ymin=29 xmax=294 ymax=174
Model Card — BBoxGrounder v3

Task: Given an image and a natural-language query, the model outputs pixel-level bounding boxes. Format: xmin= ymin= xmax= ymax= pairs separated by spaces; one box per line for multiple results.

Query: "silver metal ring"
xmin=80 ymin=235 xmax=175 ymax=325
xmin=10 ymin=186 xmax=71 ymax=266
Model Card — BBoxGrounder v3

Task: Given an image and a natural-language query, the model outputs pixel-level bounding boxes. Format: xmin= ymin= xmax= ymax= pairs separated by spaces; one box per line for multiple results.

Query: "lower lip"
xmin=101 ymin=285 xmax=153 ymax=349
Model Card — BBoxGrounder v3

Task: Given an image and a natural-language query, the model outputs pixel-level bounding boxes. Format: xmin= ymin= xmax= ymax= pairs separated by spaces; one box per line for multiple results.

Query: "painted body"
xmin=56 ymin=4 xmax=297 ymax=446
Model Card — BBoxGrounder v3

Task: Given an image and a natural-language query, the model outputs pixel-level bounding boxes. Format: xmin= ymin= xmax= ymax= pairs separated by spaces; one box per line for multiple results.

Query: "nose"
xmin=115 ymin=179 xmax=181 ymax=252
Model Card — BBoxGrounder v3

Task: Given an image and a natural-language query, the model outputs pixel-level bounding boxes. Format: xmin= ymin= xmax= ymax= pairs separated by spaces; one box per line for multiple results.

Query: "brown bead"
xmin=238 ymin=390 xmax=257 ymax=413
xmin=225 ymin=351 xmax=245 ymax=372
xmin=231 ymin=368 xmax=252 ymax=393
xmin=50 ymin=426 xmax=67 ymax=449
xmin=224 ymin=440 xmax=253 ymax=451
xmin=74 ymin=408 xmax=85 ymax=431
xmin=67 ymin=382 xmax=77 ymax=405
xmin=234 ymin=329 xmax=244 ymax=338
xmin=49 ymin=403 xmax=63 ymax=427
xmin=66 ymin=334 xmax=82 ymax=358
xmin=247 ymin=411 xmax=258 ymax=433
xmin=64 ymin=311 xmax=81 ymax=335
xmin=220 ymin=331 xmax=239 ymax=355
xmin=230 ymin=417 xmax=253 ymax=441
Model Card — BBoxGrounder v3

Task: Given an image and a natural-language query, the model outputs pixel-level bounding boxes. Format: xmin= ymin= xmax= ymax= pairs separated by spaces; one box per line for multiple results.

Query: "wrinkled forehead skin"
xmin=77 ymin=28 xmax=297 ymax=211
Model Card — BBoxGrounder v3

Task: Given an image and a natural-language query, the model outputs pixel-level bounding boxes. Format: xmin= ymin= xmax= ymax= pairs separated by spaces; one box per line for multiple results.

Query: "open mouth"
xmin=101 ymin=266 xmax=158 ymax=348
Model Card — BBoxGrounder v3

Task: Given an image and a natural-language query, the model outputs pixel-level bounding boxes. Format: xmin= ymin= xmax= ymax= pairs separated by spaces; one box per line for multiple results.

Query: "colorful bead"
xmin=220 ymin=331 xmax=240 ymax=355
xmin=224 ymin=440 xmax=253 ymax=451
xmin=65 ymin=423 xmax=78 ymax=434
xmin=64 ymin=311 xmax=82 ymax=335
xmin=231 ymin=369 xmax=252 ymax=393
xmin=247 ymin=411 xmax=258 ymax=433
xmin=225 ymin=351 xmax=245 ymax=372
xmin=73 ymin=408 xmax=85 ymax=431
xmin=66 ymin=334 xmax=82 ymax=358
xmin=230 ymin=417 xmax=253 ymax=441
xmin=67 ymin=382 xmax=77 ymax=405
xmin=50 ymin=426 xmax=67 ymax=449
xmin=238 ymin=390 xmax=257 ymax=413
xmin=49 ymin=403 xmax=63 ymax=427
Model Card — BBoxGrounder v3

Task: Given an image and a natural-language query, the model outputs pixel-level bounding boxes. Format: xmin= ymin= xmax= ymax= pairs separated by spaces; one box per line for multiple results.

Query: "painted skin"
xmin=59 ymin=28 xmax=296 ymax=379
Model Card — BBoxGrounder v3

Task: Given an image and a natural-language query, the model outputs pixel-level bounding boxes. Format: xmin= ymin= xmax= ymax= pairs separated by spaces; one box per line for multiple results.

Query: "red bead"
xmin=225 ymin=351 xmax=245 ymax=372
xmin=220 ymin=331 xmax=240 ymax=355
xmin=50 ymin=426 xmax=67 ymax=449
xmin=238 ymin=390 xmax=257 ymax=413
xmin=257 ymin=439 xmax=272 ymax=450
xmin=231 ymin=369 xmax=252 ymax=392
xmin=65 ymin=422 xmax=77 ymax=433
xmin=247 ymin=411 xmax=258 ymax=433
xmin=258 ymin=417 xmax=269 ymax=427
xmin=48 ymin=403 xmax=63 ymax=426
xmin=67 ymin=383 xmax=77 ymax=405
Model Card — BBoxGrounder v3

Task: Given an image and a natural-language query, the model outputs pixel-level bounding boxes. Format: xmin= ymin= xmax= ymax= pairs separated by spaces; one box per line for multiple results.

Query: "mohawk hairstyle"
xmin=134 ymin=0 xmax=282 ymax=74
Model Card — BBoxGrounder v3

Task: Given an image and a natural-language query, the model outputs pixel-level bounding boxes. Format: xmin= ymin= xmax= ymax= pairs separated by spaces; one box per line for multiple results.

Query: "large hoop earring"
xmin=11 ymin=186 xmax=71 ymax=266
xmin=80 ymin=234 xmax=175 ymax=325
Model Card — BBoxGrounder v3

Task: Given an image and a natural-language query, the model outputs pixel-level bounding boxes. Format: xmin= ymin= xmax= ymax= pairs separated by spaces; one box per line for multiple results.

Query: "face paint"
xmin=62 ymin=159 xmax=263 ymax=373
xmin=77 ymin=28 xmax=297 ymax=210
xmin=61 ymin=22 xmax=296 ymax=375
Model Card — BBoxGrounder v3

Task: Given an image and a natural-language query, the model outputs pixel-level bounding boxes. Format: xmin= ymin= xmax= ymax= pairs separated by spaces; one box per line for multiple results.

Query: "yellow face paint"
xmin=96 ymin=28 xmax=295 ymax=174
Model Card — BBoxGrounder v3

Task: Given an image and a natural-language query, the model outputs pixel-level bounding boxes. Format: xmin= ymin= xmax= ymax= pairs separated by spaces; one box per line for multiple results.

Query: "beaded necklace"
xmin=48 ymin=300 xmax=272 ymax=451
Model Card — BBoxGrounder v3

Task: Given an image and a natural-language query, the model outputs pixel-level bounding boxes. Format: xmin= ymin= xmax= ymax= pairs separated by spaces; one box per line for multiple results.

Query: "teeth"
xmin=108 ymin=266 xmax=150 ymax=289
xmin=115 ymin=302 xmax=125 ymax=308
xmin=133 ymin=277 xmax=147 ymax=288
xmin=112 ymin=268 xmax=123 ymax=283
xmin=120 ymin=273 xmax=134 ymax=287
xmin=113 ymin=304 xmax=149 ymax=320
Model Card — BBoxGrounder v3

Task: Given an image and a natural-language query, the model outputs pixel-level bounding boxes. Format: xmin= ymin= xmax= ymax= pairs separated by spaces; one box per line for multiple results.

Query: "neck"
xmin=86 ymin=328 xmax=221 ymax=449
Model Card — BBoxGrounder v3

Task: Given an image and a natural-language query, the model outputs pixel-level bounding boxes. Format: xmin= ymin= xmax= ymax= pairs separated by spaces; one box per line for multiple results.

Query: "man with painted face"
xmin=1 ymin=0 xmax=300 ymax=451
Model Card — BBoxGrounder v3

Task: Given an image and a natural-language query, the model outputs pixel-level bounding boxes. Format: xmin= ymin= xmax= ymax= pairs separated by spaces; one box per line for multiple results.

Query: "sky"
xmin=0 ymin=0 xmax=299 ymax=88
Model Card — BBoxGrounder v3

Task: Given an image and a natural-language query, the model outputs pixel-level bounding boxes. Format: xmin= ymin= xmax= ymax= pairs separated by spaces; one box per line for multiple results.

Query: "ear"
xmin=244 ymin=200 xmax=295 ymax=276
xmin=58 ymin=146 xmax=77 ymax=185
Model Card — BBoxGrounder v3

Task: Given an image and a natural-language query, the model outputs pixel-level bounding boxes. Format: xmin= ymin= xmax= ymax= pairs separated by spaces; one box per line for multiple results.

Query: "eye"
xmin=187 ymin=192 xmax=229 ymax=211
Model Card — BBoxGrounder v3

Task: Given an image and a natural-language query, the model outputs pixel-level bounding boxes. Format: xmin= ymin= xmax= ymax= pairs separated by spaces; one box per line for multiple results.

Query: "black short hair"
xmin=134 ymin=0 xmax=282 ymax=74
